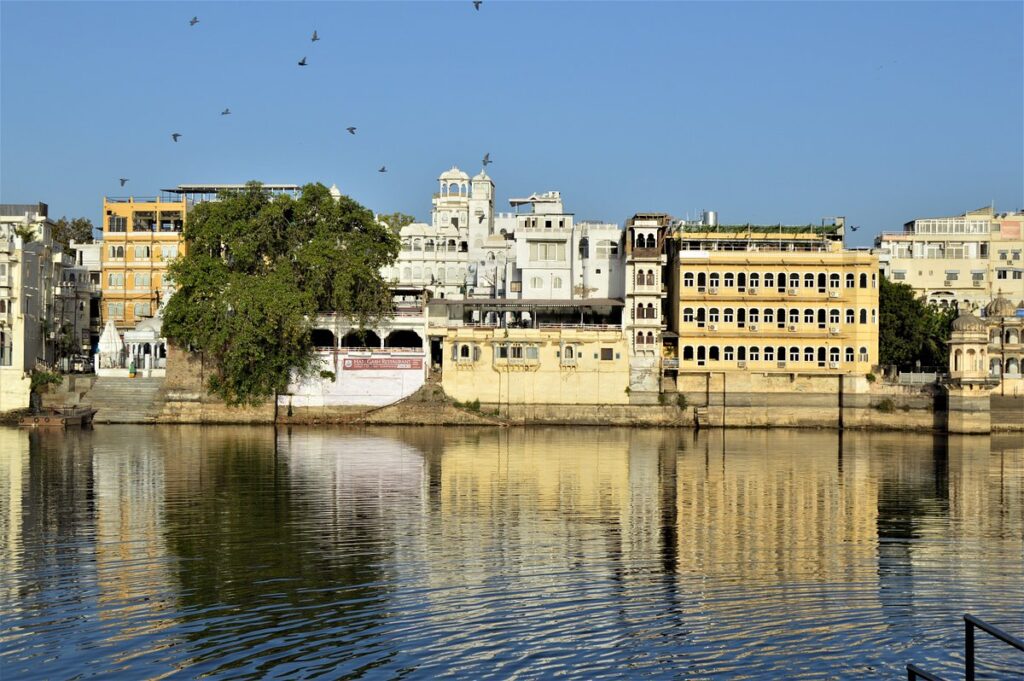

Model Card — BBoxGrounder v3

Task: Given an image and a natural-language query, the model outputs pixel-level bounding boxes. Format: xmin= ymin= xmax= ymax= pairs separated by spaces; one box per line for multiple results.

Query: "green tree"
xmin=878 ymin=276 xmax=955 ymax=368
xmin=162 ymin=182 xmax=399 ymax=405
xmin=377 ymin=212 xmax=415 ymax=234
xmin=51 ymin=216 xmax=95 ymax=250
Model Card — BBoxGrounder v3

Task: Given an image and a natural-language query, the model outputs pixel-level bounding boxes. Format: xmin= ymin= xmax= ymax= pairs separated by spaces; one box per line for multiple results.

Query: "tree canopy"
xmin=51 ymin=216 xmax=94 ymax=250
xmin=878 ymin=276 xmax=956 ymax=369
xmin=162 ymin=182 xmax=400 ymax=405
xmin=378 ymin=212 xmax=416 ymax=234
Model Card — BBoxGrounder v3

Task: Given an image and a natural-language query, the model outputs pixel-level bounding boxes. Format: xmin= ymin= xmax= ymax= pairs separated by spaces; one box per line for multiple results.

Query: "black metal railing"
xmin=907 ymin=614 xmax=1023 ymax=681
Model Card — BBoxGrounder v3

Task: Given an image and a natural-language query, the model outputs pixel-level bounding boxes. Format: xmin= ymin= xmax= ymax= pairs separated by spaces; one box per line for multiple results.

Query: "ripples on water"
xmin=0 ymin=426 xmax=1021 ymax=680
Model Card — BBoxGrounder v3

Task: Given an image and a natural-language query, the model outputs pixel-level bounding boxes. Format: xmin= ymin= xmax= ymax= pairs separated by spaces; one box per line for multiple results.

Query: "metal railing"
xmin=907 ymin=614 xmax=1023 ymax=681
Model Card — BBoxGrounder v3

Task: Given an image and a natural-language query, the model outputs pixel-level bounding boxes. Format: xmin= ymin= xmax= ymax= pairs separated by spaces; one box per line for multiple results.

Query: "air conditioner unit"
xmin=829 ymin=326 xmax=840 ymax=335
xmin=788 ymin=324 xmax=797 ymax=332
xmin=708 ymin=323 xmax=718 ymax=331
xmin=737 ymin=360 xmax=747 ymax=368
xmin=828 ymin=290 xmax=840 ymax=298
xmin=749 ymin=324 xmax=759 ymax=332
xmin=788 ymin=288 xmax=798 ymax=295
xmin=829 ymin=361 xmax=839 ymax=369
xmin=748 ymin=287 xmax=758 ymax=294
xmin=777 ymin=361 xmax=787 ymax=368
xmin=709 ymin=286 xmax=719 ymax=294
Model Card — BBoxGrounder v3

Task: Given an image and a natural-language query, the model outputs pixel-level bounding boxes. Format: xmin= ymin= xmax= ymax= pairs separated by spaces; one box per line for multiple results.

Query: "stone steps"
xmin=81 ymin=377 xmax=165 ymax=424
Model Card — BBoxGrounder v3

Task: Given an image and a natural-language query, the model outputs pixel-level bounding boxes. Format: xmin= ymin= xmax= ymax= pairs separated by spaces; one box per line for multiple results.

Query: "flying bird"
xmin=119 ymin=178 xmax=129 ymax=187
xmin=189 ymin=16 xmax=199 ymax=26
xmin=482 ymin=152 xmax=491 ymax=166
xmin=298 ymin=56 xmax=307 ymax=66
xmin=473 ymin=0 xmax=482 ymax=9
xmin=311 ymin=30 xmax=319 ymax=42
xmin=346 ymin=126 xmax=356 ymax=135
xmin=171 ymin=133 xmax=182 ymax=142
xmin=221 ymin=108 xmax=231 ymax=115
xmin=378 ymin=165 xmax=387 ymax=173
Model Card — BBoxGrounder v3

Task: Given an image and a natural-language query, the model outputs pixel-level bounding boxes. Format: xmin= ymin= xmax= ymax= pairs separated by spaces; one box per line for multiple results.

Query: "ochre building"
xmin=667 ymin=219 xmax=879 ymax=375
xmin=101 ymin=195 xmax=186 ymax=329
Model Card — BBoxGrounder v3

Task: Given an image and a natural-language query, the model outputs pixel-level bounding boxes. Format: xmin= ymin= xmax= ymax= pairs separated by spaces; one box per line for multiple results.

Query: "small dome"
xmin=984 ymin=296 xmax=1016 ymax=318
xmin=952 ymin=311 xmax=986 ymax=333
xmin=439 ymin=166 xmax=470 ymax=182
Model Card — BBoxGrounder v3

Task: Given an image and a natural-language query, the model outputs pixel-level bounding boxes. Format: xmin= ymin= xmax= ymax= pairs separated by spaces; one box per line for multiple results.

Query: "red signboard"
xmin=342 ymin=357 xmax=423 ymax=371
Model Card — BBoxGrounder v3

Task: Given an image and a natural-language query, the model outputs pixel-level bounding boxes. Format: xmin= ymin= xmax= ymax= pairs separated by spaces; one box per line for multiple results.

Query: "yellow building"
xmin=101 ymin=195 xmax=186 ymax=329
xmin=441 ymin=326 xmax=630 ymax=405
xmin=669 ymin=219 xmax=879 ymax=375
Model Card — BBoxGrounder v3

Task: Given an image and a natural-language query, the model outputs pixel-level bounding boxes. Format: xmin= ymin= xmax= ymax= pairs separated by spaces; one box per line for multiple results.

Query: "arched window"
xmin=846 ymin=308 xmax=855 ymax=324
xmin=859 ymin=273 xmax=868 ymax=288
xmin=859 ymin=309 xmax=867 ymax=324
xmin=845 ymin=347 xmax=854 ymax=363
xmin=846 ymin=273 xmax=855 ymax=288
xmin=683 ymin=272 xmax=694 ymax=287
xmin=646 ymin=270 xmax=655 ymax=286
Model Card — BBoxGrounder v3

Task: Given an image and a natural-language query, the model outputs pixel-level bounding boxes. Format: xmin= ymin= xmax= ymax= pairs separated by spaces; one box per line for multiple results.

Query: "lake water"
xmin=0 ymin=426 xmax=1021 ymax=680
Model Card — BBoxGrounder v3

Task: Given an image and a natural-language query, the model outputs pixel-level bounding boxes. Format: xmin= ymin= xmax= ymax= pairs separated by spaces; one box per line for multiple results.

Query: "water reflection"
xmin=0 ymin=426 xmax=1021 ymax=679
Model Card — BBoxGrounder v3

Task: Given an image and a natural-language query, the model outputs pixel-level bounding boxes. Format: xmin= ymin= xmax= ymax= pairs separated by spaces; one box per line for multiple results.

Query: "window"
xmin=846 ymin=309 xmax=855 ymax=324
xmin=749 ymin=308 xmax=759 ymax=323
xmin=529 ymin=242 xmax=566 ymax=262
xmin=683 ymin=308 xmax=694 ymax=323
xmin=134 ymin=302 xmax=151 ymax=318
xmin=600 ymin=347 xmax=614 ymax=361
xmin=530 ymin=276 xmax=543 ymax=289
xmin=845 ymin=347 xmax=854 ymax=363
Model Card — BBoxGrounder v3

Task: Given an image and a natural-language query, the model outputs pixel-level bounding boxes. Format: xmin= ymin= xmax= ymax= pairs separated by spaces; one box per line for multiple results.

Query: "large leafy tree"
xmin=878 ymin=276 xmax=956 ymax=369
xmin=51 ymin=216 xmax=95 ymax=250
xmin=163 ymin=182 xmax=399 ymax=405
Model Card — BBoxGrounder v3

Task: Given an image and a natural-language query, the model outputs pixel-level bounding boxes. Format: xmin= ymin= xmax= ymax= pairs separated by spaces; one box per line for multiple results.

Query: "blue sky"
xmin=1 ymin=1 xmax=1021 ymax=247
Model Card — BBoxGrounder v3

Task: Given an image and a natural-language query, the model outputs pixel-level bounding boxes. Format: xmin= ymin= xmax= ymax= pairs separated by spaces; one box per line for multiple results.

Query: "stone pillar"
xmin=945 ymin=383 xmax=992 ymax=434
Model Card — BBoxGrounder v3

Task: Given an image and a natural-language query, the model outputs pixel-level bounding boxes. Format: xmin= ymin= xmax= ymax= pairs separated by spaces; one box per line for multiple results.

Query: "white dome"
xmin=439 ymin=166 xmax=470 ymax=182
